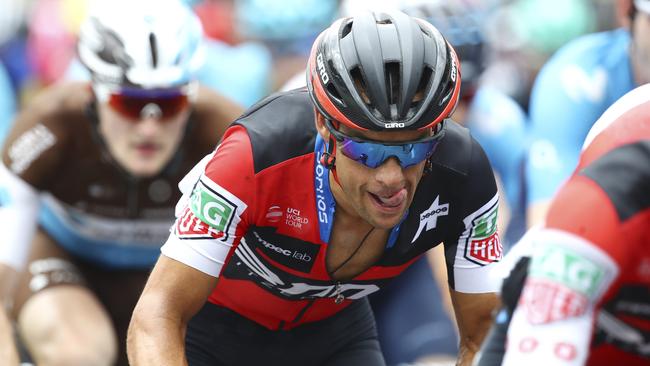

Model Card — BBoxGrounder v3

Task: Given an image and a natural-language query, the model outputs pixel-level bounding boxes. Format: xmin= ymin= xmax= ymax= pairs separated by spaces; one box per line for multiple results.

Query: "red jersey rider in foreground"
xmin=128 ymin=11 xmax=502 ymax=366
xmin=483 ymin=83 xmax=650 ymax=366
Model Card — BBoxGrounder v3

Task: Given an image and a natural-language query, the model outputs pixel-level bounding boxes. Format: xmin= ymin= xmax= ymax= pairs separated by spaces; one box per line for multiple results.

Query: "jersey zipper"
xmin=334 ymin=281 xmax=345 ymax=304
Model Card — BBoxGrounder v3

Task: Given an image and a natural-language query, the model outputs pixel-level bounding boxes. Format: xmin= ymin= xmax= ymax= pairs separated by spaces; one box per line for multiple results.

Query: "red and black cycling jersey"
xmin=162 ymin=89 xmax=502 ymax=330
xmin=486 ymin=89 xmax=650 ymax=366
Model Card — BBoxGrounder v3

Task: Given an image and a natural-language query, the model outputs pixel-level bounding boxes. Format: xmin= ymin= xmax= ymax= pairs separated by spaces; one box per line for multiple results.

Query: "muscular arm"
xmin=0 ymin=308 xmax=18 ymax=366
xmin=451 ymin=291 xmax=498 ymax=366
xmin=0 ymin=265 xmax=18 ymax=366
xmin=127 ymin=255 xmax=218 ymax=365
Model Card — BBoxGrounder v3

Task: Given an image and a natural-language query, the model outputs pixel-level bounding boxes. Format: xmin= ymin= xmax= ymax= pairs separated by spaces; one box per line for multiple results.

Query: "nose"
xmin=373 ymin=157 xmax=405 ymax=187
xmin=135 ymin=115 xmax=162 ymax=136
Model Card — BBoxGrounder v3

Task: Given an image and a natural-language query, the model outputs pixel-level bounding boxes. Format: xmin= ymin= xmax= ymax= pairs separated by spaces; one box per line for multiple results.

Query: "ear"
xmin=616 ymin=0 xmax=634 ymax=29
xmin=314 ymin=110 xmax=330 ymax=141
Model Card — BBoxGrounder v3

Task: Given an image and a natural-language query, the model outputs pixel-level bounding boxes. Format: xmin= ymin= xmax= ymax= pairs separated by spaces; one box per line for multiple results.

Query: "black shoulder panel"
xmin=233 ymin=89 xmax=318 ymax=173
xmin=429 ymin=120 xmax=472 ymax=176
xmin=580 ymin=141 xmax=650 ymax=221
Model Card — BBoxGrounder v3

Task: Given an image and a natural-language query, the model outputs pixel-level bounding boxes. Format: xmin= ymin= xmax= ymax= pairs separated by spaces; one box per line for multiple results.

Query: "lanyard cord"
xmin=328 ymin=226 xmax=374 ymax=278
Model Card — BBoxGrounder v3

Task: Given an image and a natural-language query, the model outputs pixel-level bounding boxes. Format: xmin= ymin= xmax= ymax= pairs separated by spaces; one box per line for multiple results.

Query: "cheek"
xmin=98 ymin=110 xmax=131 ymax=146
xmin=162 ymin=114 xmax=190 ymax=144
xmin=335 ymin=153 xmax=367 ymax=185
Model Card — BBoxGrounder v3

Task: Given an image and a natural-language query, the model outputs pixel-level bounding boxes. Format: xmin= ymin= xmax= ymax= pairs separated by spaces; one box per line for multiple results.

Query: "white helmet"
xmin=78 ymin=0 xmax=205 ymax=89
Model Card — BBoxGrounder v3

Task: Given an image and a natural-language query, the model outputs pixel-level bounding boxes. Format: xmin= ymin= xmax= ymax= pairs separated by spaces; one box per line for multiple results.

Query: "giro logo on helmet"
xmin=316 ymin=53 xmax=330 ymax=84
xmin=384 ymin=122 xmax=406 ymax=129
xmin=450 ymin=57 xmax=458 ymax=83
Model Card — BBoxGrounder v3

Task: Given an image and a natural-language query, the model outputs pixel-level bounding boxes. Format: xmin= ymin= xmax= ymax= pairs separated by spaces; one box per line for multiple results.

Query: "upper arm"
xmin=445 ymin=138 xmax=502 ymax=294
xmin=161 ymin=125 xmax=256 ymax=277
xmin=137 ymin=255 xmax=218 ymax=323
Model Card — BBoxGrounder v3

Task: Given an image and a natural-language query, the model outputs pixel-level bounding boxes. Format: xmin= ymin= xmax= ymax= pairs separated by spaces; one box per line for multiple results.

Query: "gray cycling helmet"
xmin=307 ymin=10 xmax=461 ymax=131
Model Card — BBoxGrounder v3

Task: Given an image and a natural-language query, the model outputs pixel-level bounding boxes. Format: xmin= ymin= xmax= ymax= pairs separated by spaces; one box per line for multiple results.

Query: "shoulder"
xmin=532 ymin=29 xmax=630 ymax=105
xmin=232 ymin=89 xmax=317 ymax=173
xmin=581 ymin=83 xmax=650 ymax=163
xmin=2 ymin=82 xmax=91 ymax=176
xmin=193 ymin=84 xmax=245 ymax=123
xmin=544 ymin=29 xmax=629 ymax=72
xmin=580 ymin=141 xmax=650 ymax=221
xmin=188 ymin=84 xmax=245 ymax=151
xmin=430 ymin=120 xmax=490 ymax=178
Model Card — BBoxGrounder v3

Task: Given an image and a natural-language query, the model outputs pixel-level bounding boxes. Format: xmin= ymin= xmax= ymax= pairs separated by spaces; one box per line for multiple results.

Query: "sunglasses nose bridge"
xmin=140 ymin=103 xmax=164 ymax=120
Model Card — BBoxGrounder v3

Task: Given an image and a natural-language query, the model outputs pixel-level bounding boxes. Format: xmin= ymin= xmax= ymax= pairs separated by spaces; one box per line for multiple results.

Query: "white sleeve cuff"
xmin=160 ymin=234 xmax=233 ymax=277
xmin=453 ymin=263 xmax=501 ymax=293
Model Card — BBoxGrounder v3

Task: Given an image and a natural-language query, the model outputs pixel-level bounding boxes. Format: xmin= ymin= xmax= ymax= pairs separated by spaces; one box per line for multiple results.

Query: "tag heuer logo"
xmin=411 ymin=196 xmax=449 ymax=243
xmin=464 ymin=199 xmax=502 ymax=265
xmin=188 ymin=178 xmax=247 ymax=242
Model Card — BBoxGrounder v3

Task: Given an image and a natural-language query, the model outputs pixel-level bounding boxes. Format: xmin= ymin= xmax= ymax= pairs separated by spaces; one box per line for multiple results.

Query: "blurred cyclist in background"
xmin=0 ymin=0 xmax=243 ymax=364
xmin=478 ymin=83 xmax=650 ymax=366
xmin=526 ymin=0 xmax=650 ymax=226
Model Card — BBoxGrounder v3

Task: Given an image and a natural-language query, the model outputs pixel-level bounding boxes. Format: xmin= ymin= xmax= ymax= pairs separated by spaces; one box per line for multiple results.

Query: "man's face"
xmin=630 ymin=8 xmax=650 ymax=84
xmin=328 ymin=124 xmax=431 ymax=230
xmin=96 ymin=88 xmax=191 ymax=177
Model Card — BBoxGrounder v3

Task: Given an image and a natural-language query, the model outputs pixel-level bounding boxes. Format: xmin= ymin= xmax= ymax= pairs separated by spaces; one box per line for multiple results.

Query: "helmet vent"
xmin=149 ymin=32 xmax=159 ymax=68
xmin=350 ymin=66 xmax=370 ymax=105
xmin=326 ymin=82 xmax=343 ymax=105
xmin=385 ymin=62 xmax=400 ymax=106
xmin=341 ymin=22 xmax=353 ymax=38
xmin=414 ymin=66 xmax=433 ymax=104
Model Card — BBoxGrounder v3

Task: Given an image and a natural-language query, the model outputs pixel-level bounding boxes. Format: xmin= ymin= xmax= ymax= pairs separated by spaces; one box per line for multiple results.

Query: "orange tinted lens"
xmin=108 ymin=93 xmax=189 ymax=121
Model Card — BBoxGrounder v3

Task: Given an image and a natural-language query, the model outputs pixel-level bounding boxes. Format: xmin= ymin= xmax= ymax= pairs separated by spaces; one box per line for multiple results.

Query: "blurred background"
xmin=0 ymin=0 xmax=617 ymax=119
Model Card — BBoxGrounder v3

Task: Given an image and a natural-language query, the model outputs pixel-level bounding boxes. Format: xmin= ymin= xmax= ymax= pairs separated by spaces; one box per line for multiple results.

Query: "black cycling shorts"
xmin=186 ymin=298 xmax=385 ymax=366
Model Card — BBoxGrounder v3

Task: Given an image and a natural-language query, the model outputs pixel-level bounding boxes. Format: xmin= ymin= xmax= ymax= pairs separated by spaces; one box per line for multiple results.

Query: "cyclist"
xmin=478 ymin=83 xmax=650 ymax=366
xmin=526 ymin=0 xmax=650 ymax=226
xmin=337 ymin=2 xmax=528 ymax=364
xmin=129 ymin=10 xmax=502 ymax=366
xmin=0 ymin=0 xmax=243 ymax=365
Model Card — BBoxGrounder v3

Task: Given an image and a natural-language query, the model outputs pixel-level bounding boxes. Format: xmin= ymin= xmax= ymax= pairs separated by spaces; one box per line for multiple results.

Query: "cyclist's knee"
xmin=15 ymin=258 xmax=117 ymax=366
xmin=29 ymin=341 xmax=116 ymax=366
xmin=19 ymin=300 xmax=118 ymax=366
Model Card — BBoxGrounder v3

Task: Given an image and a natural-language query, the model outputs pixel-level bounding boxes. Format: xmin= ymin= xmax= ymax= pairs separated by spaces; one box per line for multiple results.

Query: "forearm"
xmin=452 ymin=291 xmax=499 ymax=366
xmin=127 ymin=301 xmax=188 ymax=365
xmin=0 ymin=307 xmax=19 ymax=366
xmin=456 ymin=316 xmax=493 ymax=366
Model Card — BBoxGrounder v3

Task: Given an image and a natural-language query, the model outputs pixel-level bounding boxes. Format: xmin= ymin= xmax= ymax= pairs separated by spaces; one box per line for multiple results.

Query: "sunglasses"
xmin=324 ymin=118 xmax=445 ymax=169
xmin=94 ymin=83 xmax=194 ymax=122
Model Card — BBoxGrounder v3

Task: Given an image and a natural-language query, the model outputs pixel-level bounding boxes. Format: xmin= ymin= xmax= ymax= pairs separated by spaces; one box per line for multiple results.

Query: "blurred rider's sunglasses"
xmin=323 ymin=118 xmax=445 ymax=169
xmin=94 ymin=83 xmax=195 ymax=122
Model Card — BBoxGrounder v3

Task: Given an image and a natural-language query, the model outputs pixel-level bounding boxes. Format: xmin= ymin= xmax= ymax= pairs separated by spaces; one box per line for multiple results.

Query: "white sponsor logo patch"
xmin=9 ymin=124 xmax=56 ymax=174
xmin=411 ymin=195 xmax=449 ymax=243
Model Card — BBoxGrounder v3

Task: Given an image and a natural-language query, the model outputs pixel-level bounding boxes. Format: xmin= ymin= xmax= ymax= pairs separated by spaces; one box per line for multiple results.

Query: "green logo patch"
xmin=189 ymin=180 xmax=237 ymax=233
xmin=472 ymin=205 xmax=498 ymax=239
xmin=530 ymin=245 xmax=604 ymax=297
